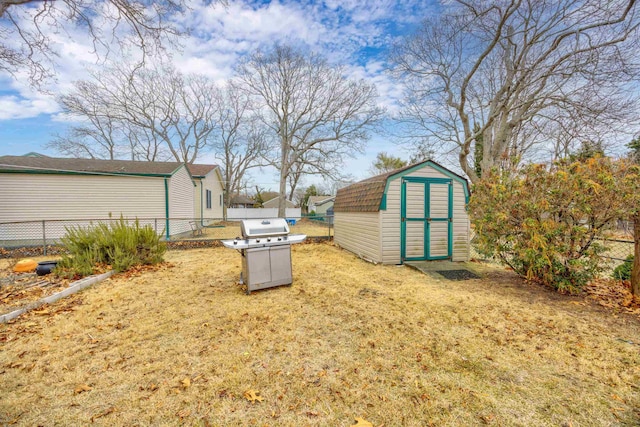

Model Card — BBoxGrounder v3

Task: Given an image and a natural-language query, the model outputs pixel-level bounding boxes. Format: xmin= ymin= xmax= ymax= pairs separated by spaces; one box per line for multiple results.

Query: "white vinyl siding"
xmin=193 ymin=170 xmax=224 ymax=223
xmin=168 ymin=165 xmax=195 ymax=236
xmin=0 ymin=172 xmax=166 ymax=242
xmin=314 ymin=201 xmax=333 ymax=216
xmin=334 ymin=212 xmax=381 ymax=263
xmin=0 ymin=173 xmax=165 ymax=221
xmin=380 ymin=165 xmax=469 ymax=264
xmin=203 ymin=169 xmax=224 ymax=219
xmin=450 ymin=183 xmax=470 ymax=262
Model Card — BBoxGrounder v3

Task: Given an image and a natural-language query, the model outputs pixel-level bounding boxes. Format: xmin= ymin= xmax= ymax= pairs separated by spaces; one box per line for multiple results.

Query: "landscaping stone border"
xmin=0 ymin=271 xmax=114 ymax=323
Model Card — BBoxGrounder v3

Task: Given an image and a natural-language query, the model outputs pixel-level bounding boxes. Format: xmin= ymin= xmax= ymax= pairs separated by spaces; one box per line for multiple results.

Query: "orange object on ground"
xmin=13 ymin=259 xmax=38 ymax=273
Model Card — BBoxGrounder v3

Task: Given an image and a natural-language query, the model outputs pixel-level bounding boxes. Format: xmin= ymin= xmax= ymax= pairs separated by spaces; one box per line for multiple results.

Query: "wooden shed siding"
xmin=380 ymin=166 xmax=469 ymax=264
xmin=334 ymin=212 xmax=381 ymax=262
xmin=168 ymin=166 xmax=195 ymax=235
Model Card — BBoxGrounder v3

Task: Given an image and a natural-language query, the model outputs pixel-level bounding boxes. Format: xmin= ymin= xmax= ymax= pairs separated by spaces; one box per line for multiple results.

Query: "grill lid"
xmin=240 ymin=218 xmax=290 ymax=238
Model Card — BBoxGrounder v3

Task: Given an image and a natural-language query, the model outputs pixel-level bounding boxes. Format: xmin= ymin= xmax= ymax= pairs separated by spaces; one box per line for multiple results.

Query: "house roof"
xmin=230 ymin=194 xmax=255 ymax=205
xmin=308 ymin=195 xmax=334 ymax=206
xmin=0 ymin=155 xmax=219 ymax=178
xmin=263 ymin=196 xmax=296 ymax=207
xmin=186 ymin=164 xmax=219 ymax=178
xmin=334 ymin=160 xmax=469 ymax=213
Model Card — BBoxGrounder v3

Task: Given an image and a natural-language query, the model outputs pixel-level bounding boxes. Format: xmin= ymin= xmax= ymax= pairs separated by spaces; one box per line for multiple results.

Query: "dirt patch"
xmin=435 ymin=269 xmax=480 ymax=280
xmin=0 ymin=257 xmax=70 ymax=314
xmin=0 ymin=243 xmax=639 ymax=426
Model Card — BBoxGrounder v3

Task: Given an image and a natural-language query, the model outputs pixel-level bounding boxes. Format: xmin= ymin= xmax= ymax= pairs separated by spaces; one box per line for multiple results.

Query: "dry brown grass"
xmin=1 ymin=243 xmax=639 ymax=426
xmin=188 ymin=219 xmax=332 ymax=240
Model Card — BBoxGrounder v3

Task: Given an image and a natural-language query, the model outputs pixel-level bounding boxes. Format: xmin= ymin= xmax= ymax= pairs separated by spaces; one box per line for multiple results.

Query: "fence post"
xmin=42 ymin=220 xmax=47 ymax=256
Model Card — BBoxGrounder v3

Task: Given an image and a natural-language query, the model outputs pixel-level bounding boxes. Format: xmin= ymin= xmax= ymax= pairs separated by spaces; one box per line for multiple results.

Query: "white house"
xmin=0 ymin=155 xmax=224 ymax=243
xmin=333 ymin=160 xmax=470 ymax=264
xmin=307 ymin=195 xmax=335 ymax=215
xmin=262 ymin=196 xmax=296 ymax=209
xmin=188 ymin=164 xmax=225 ymax=222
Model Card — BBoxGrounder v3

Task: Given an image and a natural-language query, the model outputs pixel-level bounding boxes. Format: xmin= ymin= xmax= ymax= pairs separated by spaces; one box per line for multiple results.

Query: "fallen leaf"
xmin=90 ymin=406 xmax=114 ymax=422
xmin=176 ymin=409 xmax=191 ymax=418
xmin=74 ymin=384 xmax=92 ymax=394
xmin=181 ymin=378 xmax=191 ymax=389
xmin=244 ymin=389 xmax=264 ymax=403
xmin=350 ymin=417 xmax=373 ymax=427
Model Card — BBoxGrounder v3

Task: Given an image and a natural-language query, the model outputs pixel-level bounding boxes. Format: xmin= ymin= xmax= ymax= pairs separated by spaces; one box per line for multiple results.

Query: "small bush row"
xmin=55 ymin=218 xmax=166 ymax=278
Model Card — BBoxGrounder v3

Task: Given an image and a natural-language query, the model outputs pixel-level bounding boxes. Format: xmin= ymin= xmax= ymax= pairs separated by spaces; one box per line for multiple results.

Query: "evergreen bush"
xmin=612 ymin=255 xmax=633 ymax=281
xmin=55 ymin=218 xmax=166 ymax=278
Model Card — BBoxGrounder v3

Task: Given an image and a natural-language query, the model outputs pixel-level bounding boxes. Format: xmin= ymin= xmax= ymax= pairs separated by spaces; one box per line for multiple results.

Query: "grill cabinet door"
xmin=245 ymin=247 xmax=271 ymax=285
xmin=269 ymin=245 xmax=292 ymax=285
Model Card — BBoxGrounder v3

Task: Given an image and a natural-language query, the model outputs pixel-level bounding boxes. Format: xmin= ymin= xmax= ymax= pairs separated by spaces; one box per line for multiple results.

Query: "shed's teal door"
xmin=401 ymin=178 xmax=453 ymax=262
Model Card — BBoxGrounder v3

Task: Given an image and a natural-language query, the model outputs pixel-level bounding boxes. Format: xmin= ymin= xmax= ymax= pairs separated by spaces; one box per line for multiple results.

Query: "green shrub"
xmin=56 ymin=218 xmax=166 ymax=278
xmin=469 ymin=158 xmax=635 ymax=293
xmin=612 ymin=255 xmax=633 ymax=281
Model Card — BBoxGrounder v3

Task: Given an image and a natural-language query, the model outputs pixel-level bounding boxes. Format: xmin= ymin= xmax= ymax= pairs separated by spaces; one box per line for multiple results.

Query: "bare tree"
xmin=285 ymin=148 xmax=348 ymax=201
xmin=394 ymin=0 xmax=640 ymax=183
xmin=237 ymin=44 xmax=384 ymax=217
xmin=52 ymin=63 xmax=219 ymax=164
xmin=211 ymin=83 xmax=268 ymax=207
xmin=0 ymin=0 xmax=225 ymax=88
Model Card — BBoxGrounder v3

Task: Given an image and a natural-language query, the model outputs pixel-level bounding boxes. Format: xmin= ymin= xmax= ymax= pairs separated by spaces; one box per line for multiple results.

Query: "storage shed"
xmin=333 ymin=160 xmax=470 ymax=264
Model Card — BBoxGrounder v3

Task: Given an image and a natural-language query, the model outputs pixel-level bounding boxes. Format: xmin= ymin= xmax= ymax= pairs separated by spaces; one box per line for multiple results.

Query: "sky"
xmin=0 ymin=0 xmax=436 ymax=192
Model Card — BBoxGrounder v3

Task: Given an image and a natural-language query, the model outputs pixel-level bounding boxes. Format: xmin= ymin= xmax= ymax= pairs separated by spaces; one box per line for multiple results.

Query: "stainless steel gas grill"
xmin=222 ymin=218 xmax=306 ymax=294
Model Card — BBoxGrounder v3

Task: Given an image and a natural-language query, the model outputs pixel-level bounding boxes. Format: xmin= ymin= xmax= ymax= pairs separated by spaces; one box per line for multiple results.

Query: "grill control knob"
xmin=277 ymin=237 xmax=282 ymax=241
xmin=267 ymin=238 xmax=271 ymax=242
xmin=233 ymin=241 xmax=237 ymax=245
xmin=256 ymin=239 xmax=260 ymax=243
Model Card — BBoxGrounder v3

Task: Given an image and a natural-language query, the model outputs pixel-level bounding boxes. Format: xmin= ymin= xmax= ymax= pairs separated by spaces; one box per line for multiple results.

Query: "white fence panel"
xmin=227 ymin=208 xmax=301 ymax=220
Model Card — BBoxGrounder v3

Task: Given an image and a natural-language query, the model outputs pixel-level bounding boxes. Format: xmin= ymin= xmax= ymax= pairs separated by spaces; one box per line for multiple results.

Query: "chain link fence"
xmin=0 ymin=215 xmax=334 ymax=257
xmin=469 ymin=228 xmax=635 ymax=275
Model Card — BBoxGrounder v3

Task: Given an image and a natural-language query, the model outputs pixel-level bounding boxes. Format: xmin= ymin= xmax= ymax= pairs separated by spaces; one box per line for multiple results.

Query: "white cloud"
xmin=0 ymin=93 xmax=59 ymax=120
xmin=0 ymin=0 xmax=429 ymax=184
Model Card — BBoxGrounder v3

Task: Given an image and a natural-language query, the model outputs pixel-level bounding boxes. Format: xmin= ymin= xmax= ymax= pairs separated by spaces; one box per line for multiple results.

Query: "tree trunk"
xmin=278 ymin=157 xmax=288 ymax=218
xmin=632 ymin=213 xmax=640 ymax=297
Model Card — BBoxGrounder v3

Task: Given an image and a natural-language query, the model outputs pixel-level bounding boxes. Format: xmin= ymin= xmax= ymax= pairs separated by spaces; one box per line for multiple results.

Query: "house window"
xmin=206 ymin=190 xmax=212 ymax=209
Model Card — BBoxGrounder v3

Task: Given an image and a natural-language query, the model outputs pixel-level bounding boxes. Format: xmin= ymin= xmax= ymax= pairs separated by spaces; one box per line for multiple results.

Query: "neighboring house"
xmin=0 ymin=155 xmax=224 ymax=242
xmin=262 ymin=196 xmax=296 ymax=209
xmin=307 ymin=195 xmax=335 ymax=215
xmin=227 ymin=194 xmax=301 ymax=220
xmin=333 ymin=160 xmax=470 ymax=264
xmin=229 ymin=194 xmax=255 ymax=208
xmin=188 ymin=164 xmax=225 ymax=221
